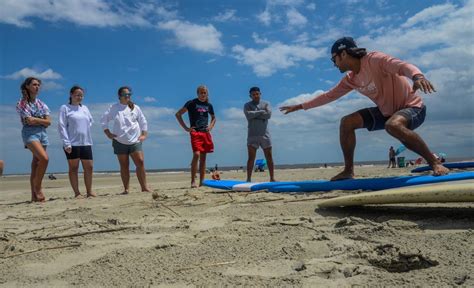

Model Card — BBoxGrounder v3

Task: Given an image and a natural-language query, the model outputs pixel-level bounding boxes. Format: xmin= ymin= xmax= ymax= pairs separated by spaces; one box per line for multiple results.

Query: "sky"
xmin=0 ymin=0 xmax=473 ymax=174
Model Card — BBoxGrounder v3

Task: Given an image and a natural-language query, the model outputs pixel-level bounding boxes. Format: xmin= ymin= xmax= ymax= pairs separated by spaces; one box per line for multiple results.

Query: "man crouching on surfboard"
xmin=279 ymin=37 xmax=449 ymax=181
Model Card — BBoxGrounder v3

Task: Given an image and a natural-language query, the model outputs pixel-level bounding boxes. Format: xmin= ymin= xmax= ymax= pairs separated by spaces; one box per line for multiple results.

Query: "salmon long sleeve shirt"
xmin=301 ymin=51 xmax=424 ymax=117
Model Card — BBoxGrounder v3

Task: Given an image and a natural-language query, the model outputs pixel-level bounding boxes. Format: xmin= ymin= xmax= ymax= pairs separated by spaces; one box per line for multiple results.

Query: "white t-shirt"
xmin=58 ymin=104 xmax=94 ymax=148
xmin=100 ymin=103 xmax=148 ymax=145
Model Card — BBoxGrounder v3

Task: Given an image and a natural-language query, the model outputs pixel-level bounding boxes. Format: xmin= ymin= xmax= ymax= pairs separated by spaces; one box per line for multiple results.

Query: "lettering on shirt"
xmin=196 ymin=104 xmax=209 ymax=114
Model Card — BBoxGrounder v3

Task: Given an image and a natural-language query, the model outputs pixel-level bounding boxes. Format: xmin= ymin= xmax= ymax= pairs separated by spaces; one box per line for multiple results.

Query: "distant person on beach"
xmin=58 ymin=86 xmax=96 ymax=198
xmin=175 ymin=85 xmax=216 ymax=188
xmin=280 ymin=37 xmax=448 ymax=180
xmin=244 ymin=87 xmax=275 ymax=182
xmin=388 ymin=146 xmax=396 ymax=168
xmin=0 ymin=160 xmax=4 ymax=176
xmin=16 ymin=77 xmax=51 ymax=202
xmin=101 ymin=86 xmax=151 ymax=194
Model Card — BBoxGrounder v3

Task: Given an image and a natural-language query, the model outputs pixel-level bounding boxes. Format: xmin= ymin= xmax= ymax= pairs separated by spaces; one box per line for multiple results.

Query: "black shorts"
xmin=358 ymin=105 xmax=426 ymax=131
xmin=64 ymin=146 xmax=93 ymax=160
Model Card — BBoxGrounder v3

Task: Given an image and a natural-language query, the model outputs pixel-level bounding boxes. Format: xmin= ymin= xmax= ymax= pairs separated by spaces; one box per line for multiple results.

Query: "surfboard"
xmin=411 ymin=161 xmax=474 ymax=173
xmin=316 ymin=180 xmax=474 ymax=207
xmin=202 ymin=171 xmax=474 ymax=193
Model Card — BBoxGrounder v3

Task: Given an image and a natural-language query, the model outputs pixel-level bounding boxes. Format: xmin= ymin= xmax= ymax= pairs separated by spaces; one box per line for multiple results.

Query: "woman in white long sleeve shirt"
xmin=58 ymin=86 xmax=96 ymax=198
xmin=100 ymin=86 xmax=150 ymax=194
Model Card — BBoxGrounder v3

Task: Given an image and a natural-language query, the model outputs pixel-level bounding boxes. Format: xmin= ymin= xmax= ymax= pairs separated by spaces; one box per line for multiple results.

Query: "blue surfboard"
xmin=411 ymin=162 xmax=474 ymax=173
xmin=203 ymin=171 xmax=474 ymax=193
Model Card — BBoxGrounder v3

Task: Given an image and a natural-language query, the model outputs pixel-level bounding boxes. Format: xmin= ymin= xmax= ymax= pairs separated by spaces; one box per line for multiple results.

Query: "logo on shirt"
xmin=196 ymin=104 xmax=208 ymax=114
xmin=357 ymin=81 xmax=377 ymax=95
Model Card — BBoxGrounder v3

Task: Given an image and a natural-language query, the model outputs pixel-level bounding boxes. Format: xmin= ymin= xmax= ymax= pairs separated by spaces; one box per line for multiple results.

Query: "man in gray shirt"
xmin=244 ymin=87 xmax=275 ymax=182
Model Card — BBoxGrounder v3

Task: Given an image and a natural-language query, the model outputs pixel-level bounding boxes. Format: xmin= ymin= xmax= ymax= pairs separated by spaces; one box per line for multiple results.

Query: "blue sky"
xmin=1 ymin=0 xmax=473 ymax=174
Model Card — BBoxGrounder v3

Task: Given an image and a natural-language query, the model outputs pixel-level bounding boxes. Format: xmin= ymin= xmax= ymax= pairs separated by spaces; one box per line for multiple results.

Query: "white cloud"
xmin=158 ymin=20 xmax=224 ymax=54
xmin=2 ymin=67 xmax=62 ymax=80
xmin=222 ymin=107 xmax=246 ymax=120
xmin=357 ymin=0 xmax=474 ymax=122
xmin=0 ymin=0 xmax=168 ymax=28
xmin=402 ymin=3 xmax=456 ymax=28
xmin=271 ymin=91 xmax=371 ymax=132
xmin=143 ymin=97 xmax=157 ymax=103
xmin=41 ymin=81 xmax=63 ymax=91
xmin=286 ymin=8 xmax=307 ymax=27
xmin=2 ymin=68 xmax=63 ymax=91
xmin=358 ymin=2 xmax=473 ymax=57
xmin=257 ymin=9 xmax=272 ymax=26
xmin=294 ymin=32 xmax=310 ymax=44
xmin=232 ymin=42 xmax=326 ymax=77
xmin=252 ymin=32 xmax=270 ymax=45
xmin=154 ymin=129 xmax=182 ymax=137
xmin=363 ymin=15 xmax=393 ymax=28
xmin=306 ymin=3 xmax=316 ymax=10
xmin=268 ymin=0 xmax=305 ymax=5
xmin=213 ymin=9 xmax=239 ymax=22
xmin=257 ymin=0 xmax=306 ymax=26
xmin=311 ymin=27 xmax=346 ymax=46
xmin=141 ymin=107 xmax=175 ymax=119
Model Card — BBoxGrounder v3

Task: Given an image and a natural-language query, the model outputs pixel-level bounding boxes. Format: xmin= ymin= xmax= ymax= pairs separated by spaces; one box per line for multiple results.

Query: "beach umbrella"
xmin=395 ymin=145 xmax=406 ymax=156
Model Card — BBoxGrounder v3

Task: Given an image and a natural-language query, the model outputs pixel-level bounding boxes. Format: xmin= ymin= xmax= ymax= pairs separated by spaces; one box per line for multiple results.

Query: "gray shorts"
xmin=247 ymin=135 xmax=272 ymax=150
xmin=358 ymin=105 xmax=426 ymax=131
xmin=112 ymin=139 xmax=143 ymax=155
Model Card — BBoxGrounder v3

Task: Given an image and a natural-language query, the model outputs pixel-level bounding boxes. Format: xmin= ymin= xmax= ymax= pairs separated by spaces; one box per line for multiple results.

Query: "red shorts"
xmin=190 ymin=131 xmax=214 ymax=153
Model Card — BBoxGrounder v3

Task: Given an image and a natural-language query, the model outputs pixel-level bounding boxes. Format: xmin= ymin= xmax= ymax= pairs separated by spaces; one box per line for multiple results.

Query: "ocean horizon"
xmin=2 ymin=156 xmax=472 ymax=177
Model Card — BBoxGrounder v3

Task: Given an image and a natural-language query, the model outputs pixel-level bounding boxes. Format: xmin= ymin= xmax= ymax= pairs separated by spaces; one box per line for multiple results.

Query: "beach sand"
xmin=1 ymin=166 xmax=473 ymax=287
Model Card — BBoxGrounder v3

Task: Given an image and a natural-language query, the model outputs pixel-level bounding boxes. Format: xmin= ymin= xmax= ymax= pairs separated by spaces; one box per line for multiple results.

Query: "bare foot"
xmin=191 ymin=182 xmax=198 ymax=188
xmin=270 ymin=178 xmax=276 ymax=182
xmin=432 ymin=164 xmax=449 ymax=176
xmin=119 ymin=191 xmax=129 ymax=195
xmin=246 ymin=179 xmax=251 ymax=182
xmin=330 ymin=170 xmax=354 ymax=181
xmin=141 ymin=188 xmax=151 ymax=192
xmin=87 ymin=192 xmax=97 ymax=197
xmin=74 ymin=194 xmax=85 ymax=199
xmin=35 ymin=190 xmax=46 ymax=202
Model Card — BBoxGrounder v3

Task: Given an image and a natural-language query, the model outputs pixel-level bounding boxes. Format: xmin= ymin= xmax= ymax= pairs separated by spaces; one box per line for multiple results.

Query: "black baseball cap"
xmin=249 ymin=86 xmax=260 ymax=93
xmin=331 ymin=37 xmax=358 ymax=54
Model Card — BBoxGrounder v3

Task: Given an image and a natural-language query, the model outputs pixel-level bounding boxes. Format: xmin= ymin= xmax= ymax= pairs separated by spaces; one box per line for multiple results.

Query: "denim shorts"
xmin=112 ymin=139 xmax=143 ymax=155
xmin=358 ymin=105 xmax=426 ymax=131
xmin=22 ymin=126 xmax=49 ymax=146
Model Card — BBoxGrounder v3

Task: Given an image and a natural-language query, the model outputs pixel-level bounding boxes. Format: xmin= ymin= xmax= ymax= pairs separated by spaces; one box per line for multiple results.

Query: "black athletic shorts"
xmin=357 ymin=105 xmax=426 ymax=131
xmin=64 ymin=145 xmax=93 ymax=160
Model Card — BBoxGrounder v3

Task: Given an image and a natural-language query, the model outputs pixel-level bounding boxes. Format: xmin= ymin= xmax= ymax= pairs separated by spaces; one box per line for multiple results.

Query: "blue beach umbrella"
xmin=395 ymin=145 xmax=406 ymax=156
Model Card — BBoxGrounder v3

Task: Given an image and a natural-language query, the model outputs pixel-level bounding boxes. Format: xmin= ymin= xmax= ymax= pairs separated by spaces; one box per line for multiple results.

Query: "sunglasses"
xmin=120 ymin=93 xmax=132 ymax=97
xmin=331 ymin=54 xmax=338 ymax=64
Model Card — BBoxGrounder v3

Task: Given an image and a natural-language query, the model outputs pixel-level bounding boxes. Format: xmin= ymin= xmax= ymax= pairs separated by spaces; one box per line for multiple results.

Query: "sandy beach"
xmin=1 ymin=166 xmax=473 ymax=287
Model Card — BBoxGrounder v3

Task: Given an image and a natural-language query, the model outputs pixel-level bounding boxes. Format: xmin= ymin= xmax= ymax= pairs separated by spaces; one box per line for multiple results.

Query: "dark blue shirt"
xmin=184 ymin=98 xmax=214 ymax=132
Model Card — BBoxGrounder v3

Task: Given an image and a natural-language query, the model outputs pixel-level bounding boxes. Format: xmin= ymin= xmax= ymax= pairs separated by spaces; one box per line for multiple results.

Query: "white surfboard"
xmin=317 ymin=180 xmax=474 ymax=208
